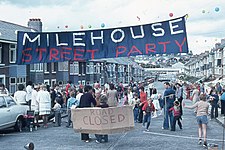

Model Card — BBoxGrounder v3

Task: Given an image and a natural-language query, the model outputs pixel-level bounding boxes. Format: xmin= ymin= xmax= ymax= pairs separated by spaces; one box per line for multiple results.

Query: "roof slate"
xmin=0 ymin=20 xmax=33 ymax=42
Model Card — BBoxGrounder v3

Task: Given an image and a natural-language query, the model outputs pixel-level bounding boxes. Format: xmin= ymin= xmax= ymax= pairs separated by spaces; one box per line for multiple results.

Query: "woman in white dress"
xmin=151 ymin=88 xmax=160 ymax=118
xmin=37 ymin=84 xmax=51 ymax=128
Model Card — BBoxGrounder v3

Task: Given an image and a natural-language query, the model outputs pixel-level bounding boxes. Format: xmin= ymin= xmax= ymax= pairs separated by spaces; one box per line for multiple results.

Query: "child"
xmin=66 ymin=91 xmax=79 ymax=128
xmin=95 ymin=95 xmax=109 ymax=143
xmin=131 ymin=94 xmax=140 ymax=123
xmin=142 ymin=98 xmax=155 ymax=131
xmin=184 ymin=94 xmax=209 ymax=148
xmin=123 ymin=92 xmax=129 ymax=105
xmin=52 ymin=97 xmax=62 ymax=127
xmin=169 ymin=100 xmax=182 ymax=131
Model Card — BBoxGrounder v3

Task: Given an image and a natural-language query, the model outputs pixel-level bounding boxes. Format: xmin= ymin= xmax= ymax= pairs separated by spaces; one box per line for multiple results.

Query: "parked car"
xmin=0 ymin=94 xmax=28 ymax=131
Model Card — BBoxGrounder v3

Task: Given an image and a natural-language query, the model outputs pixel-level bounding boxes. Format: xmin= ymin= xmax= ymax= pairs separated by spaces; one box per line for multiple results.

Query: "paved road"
xmin=0 ymin=82 xmax=224 ymax=150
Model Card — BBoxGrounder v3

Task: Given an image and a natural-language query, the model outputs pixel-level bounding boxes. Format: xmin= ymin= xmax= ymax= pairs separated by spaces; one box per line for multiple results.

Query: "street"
xmin=0 ymin=82 xmax=224 ymax=150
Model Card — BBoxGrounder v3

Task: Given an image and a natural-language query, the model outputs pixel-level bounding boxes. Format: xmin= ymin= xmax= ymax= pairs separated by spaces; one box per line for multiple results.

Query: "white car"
xmin=0 ymin=94 xmax=28 ymax=131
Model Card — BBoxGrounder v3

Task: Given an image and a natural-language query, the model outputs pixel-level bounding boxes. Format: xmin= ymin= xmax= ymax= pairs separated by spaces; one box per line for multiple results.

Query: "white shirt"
xmin=76 ymin=93 xmax=83 ymax=103
xmin=14 ymin=90 xmax=27 ymax=104
xmin=26 ymin=85 xmax=33 ymax=102
xmin=31 ymin=90 xmax=39 ymax=112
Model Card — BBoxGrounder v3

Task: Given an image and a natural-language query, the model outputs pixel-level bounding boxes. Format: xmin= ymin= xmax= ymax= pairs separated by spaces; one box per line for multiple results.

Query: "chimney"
xmin=28 ymin=18 xmax=42 ymax=32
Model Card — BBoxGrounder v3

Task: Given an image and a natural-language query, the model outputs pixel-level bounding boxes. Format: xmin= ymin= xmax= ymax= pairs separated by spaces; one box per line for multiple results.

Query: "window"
xmin=70 ymin=62 xmax=79 ymax=75
xmin=0 ymin=43 xmax=2 ymax=63
xmin=86 ymin=62 xmax=94 ymax=74
xmin=96 ymin=63 xmax=101 ymax=74
xmin=51 ymin=63 xmax=56 ymax=73
xmin=58 ymin=61 xmax=68 ymax=71
xmin=51 ymin=79 xmax=56 ymax=87
xmin=44 ymin=63 xmax=50 ymax=73
xmin=5 ymin=96 xmax=16 ymax=107
xmin=0 ymin=97 xmax=6 ymax=108
xmin=0 ymin=75 xmax=5 ymax=85
xmin=30 ymin=63 xmax=43 ymax=72
xmin=9 ymin=44 xmax=16 ymax=63
xmin=10 ymin=77 xmax=16 ymax=84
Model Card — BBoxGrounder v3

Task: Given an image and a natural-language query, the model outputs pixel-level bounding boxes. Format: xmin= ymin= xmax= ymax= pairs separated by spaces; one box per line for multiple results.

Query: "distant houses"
xmin=185 ymin=39 xmax=225 ymax=82
xmin=0 ymin=19 xmax=144 ymax=94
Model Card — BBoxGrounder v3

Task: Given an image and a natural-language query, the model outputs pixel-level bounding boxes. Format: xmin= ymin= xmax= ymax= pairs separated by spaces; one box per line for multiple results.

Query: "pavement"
xmin=215 ymin=108 xmax=225 ymax=127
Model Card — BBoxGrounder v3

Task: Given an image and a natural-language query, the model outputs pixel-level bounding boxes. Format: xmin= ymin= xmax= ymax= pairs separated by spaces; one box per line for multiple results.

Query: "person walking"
xmin=138 ymin=86 xmax=147 ymax=123
xmin=79 ymin=85 xmax=97 ymax=143
xmin=162 ymin=82 xmax=175 ymax=131
xmin=185 ymin=94 xmax=209 ymax=148
xmin=142 ymin=98 xmax=155 ymax=131
xmin=169 ymin=100 xmax=182 ymax=131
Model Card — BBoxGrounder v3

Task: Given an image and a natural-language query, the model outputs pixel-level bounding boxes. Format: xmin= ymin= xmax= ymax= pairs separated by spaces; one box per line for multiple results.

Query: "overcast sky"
xmin=0 ymin=0 xmax=224 ymax=54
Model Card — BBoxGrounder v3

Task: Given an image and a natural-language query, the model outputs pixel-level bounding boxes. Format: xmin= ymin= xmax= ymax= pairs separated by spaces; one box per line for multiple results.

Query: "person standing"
xmin=14 ymin=84 xmax=27 ymax=105
xmin=138 ymin=86 xmax=147 ymax=123
xmin=169 ymin=100 xmax=182 ymax=131
xmin=31 ymin=84 xmax=40 ymax=127
xmin=26 ymin=81 xmax=33 ymax=110
xmin=131 ymin=94 xmax=140 ymax=123
xmin=148 ymin=82 xmax=154 ymax=97
xmin=37 ymin=84 xmax=51 ymax=128
xmin=66 ymin=91 xmax=79 ymax=128
xmin=52 ymin=97 xmax=62 ymax=127
xmin=185 ymin=94 xmax=209 ymax=148
xmin=209 ymin=89 xmax=219 ymax=119
xmin=0 ymin=83 xmax=9 ymax=95
xmin=76 ymin=88 xmax=83 ymax=104
xmin=221 ymin=89 xmax=225 ymax=115
xmin=151 ymin=88 xmax=160 ymax=118
xmin=162 ymin=82 xmax=175 ymax=131
xmin=176 ymin=83 xmax=183 ymax=116
xmin=79 ymin=85 xmax=97 ymax=143
xmin=95 ymin=95 xmax=109 ymax=143
xmin=107 ymin=84 xmax=118 ymax=107
xmin=192 ymin=86 xmax=200 ymax=104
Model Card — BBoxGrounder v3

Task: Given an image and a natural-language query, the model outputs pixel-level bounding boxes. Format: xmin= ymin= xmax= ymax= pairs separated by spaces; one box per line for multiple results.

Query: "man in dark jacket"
xmin=79 ymin=85 xmax=97 ymax=142
xmin=163 ymin=82 xmax=175 ymax=131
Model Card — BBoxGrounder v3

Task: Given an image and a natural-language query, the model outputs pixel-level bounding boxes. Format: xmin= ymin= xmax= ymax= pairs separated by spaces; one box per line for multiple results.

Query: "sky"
xmin=0 ymin=0 xmax=225 ymax=55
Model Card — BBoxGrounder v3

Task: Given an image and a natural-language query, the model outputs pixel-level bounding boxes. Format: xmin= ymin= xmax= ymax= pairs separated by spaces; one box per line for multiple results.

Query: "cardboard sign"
xmin=71 ymin=106 xmax=134 ymax=134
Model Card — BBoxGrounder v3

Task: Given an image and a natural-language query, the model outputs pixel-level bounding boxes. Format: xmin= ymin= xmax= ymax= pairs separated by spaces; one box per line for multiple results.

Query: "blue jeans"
xmin=143 ymin=113 xmax=151 ymax=129
xmin=211 ymin=104 xmax=218 ymax=119
xmin=95 ymin=134 xmax=108 ymax=143
xmin=133 ymin=108 xmax=139 ymax=122
xmin=163 ymin=107 xmax=174 ymax=130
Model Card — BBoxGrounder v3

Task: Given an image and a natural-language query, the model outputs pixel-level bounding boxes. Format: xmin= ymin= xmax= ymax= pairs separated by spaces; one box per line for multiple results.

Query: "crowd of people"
xmin=0 ymin=79 xmax=225 ymax=148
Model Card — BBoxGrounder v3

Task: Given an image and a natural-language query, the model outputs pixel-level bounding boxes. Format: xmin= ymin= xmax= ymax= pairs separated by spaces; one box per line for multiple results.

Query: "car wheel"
xmin=14 ymin=117 xmax=23 ymax=132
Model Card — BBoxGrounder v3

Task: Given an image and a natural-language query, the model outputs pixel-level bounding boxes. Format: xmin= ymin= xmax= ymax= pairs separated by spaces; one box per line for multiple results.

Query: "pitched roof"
xmin=0 ymin=20 xmax=34 ymax=42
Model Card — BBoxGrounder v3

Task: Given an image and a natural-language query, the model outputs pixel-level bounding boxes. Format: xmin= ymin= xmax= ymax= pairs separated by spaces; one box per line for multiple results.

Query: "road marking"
xmin=143 ymin=131 xmax=224 ymax=142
